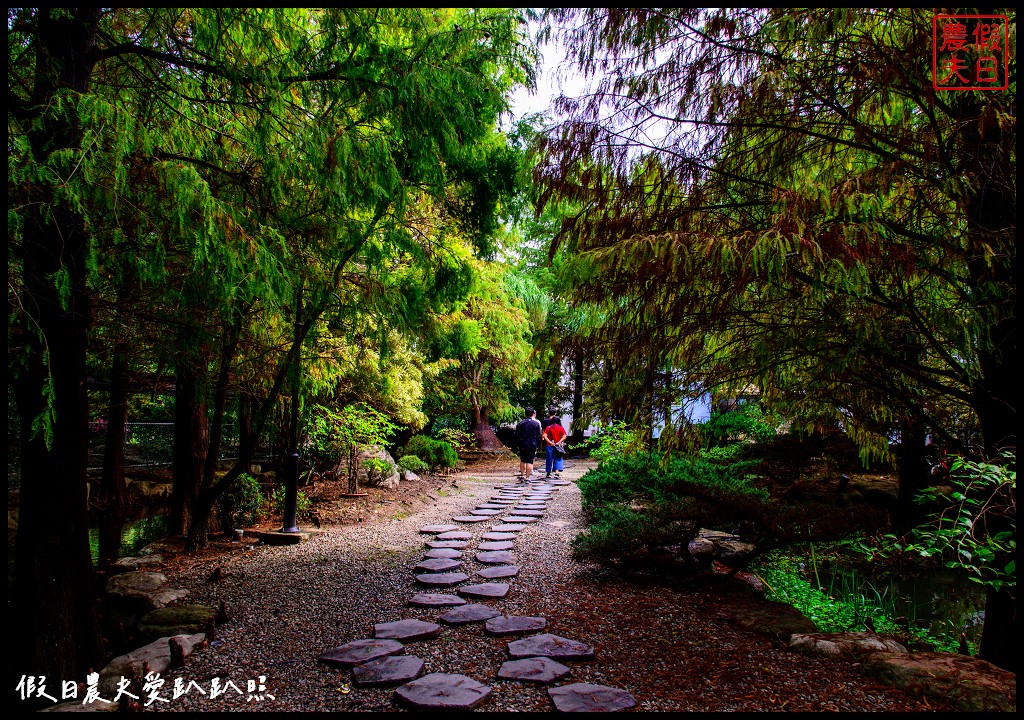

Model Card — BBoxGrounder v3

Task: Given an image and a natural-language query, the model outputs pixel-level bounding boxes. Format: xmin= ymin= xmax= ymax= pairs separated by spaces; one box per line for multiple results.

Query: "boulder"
xmin=860 ymin=651 xmax=1016 ymax=713
xmin=789 ymin=632 xmax=907 ymax=657
xmin=354 ymin=446 xmax=401 ymax=489
xmin=726 ymin=597 xmax=818 ymax=641
xmin=136 ymin=605 xmax=216 ymax=644
xmin=401 ymin=470 xmax=421 ymax=483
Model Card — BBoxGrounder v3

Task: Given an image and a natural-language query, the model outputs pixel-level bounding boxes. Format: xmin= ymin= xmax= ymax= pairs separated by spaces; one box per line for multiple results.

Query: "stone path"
xmin=316 ymin=464 xmax=637 ymax=712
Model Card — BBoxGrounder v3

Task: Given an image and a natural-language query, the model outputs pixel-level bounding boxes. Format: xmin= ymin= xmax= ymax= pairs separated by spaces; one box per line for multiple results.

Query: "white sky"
xmin=501 ymin=27 xmax=592 ymax=131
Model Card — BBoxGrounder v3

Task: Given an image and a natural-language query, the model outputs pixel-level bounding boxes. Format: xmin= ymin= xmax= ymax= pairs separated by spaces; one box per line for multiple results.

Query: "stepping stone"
xmin=476 ymin=550 xmax=514 ymax=564
xmin=453 ymin=515 xmax=491 ymax=523
xmin=476 ymin=504 xmax=506 ymax=510
xmin=436 ymin=530 xmax=472 ymax=540
xmin=459 ymin=583 xmax=510 ymax=599
xmin=482 ymin=532 xmax=516 ymax=541
xmin=491 ymin=524 xmax=527 ymax=532
xmin=424 ymin=548 xmax=462 ymax=559
xmin=496 ymin=657 xmax=571 ymax=684
xmin=485 ymin=615 xmax=546 ymax=636
xmin=394 ymin=673 xmax=492 ymax=711
xmin=415 ymin=572 xmax=469 ymax=587
xmin=488 ymin=499 xmax=518 ymax=505
xmin=420 ymin=524 xmax=458 ymax=534
xmin=409 ymin=593 xmax=466 ymax=608
xmin=439 ymin=603 xmax=501 ymax=625
xmin=352 ymin=655 xmax=425 ymax=687
xmin=507 ymin=634 xmax=595 ymax=661
xmin=510 ymin=510 xmax=544 ymax=517
xmin=318 ymin=638 xmax=404 ymax=668
xmin=414 ymin=558 xmax=464 ymax=573
xmin=478 ymin=541 xmax=514 ymax=551
xmin=373 ymin=619 xmax=442 ymax=642
xmin=550 ymin=480 xmax=571 ymax=486
xmin=478 ymin=565 xmax=519 ymax=579
xmin=427 ymin=540 xmax=469 ymax=549
xmin=503 ymin=516 xmax=538 ymax=524
xmin=548 ymin=683 xmax=637 ymax=712
xmin=470 ymin=508 xmax=503 ymax=516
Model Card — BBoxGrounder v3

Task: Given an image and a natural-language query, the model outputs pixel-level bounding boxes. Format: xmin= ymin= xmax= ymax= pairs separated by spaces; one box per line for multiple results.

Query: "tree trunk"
xmin=10 ymin=8 xmax=106 ymax=684
xmin=471 ymin=401 xmax=505 ymax=450
xmin=570 ymin=351 xmax=585 ymax=444
xmin=99 ymin=343 xmax=129 ymax=507
xmin=170 ymin=365 xmax=208 ymax=536
xmin=894 ymin=415 xmax=929 ymax=532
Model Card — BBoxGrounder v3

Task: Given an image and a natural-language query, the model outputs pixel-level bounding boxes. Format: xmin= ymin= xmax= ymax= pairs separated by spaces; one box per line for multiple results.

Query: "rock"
xmin=136 ymin=605 xmax=216 ymax=644
xmin=496 ymin=657 xmax=571 ymax=684
xmin=860 ymin=651 xmax=1016 ymax=713
xmin=373 ymin=619 xmax=442 ymax=642
xmin=415 ymin=572 xmax=469 ymax=587
xmin=424 ymin=548 xmax=463 ymax=559
xmin=789 ymin=632 xmax=907 ymax=658
xmin=414 ymin=558 xmax=464 ymax=573
xmin=420 ymin=525 xmax=458 ymax=534
xmin=393 ymin=673 xmax=492 ymax=711
xmin=426 ymin=540 xmax=469 ymax=549
xmin=400 ymin=470 xmax=421 ymax=483
xmin=478 ymin=565 xmax=519 ymax=579
xmin=96 ymin=634 xmax=204 ymax=697
xmin=548 ymin=683 xmax=637 ymax=712
xmin=507 ymin=634 xmax=595 ymax=661
xmin=113 ymin=554 xmax=164 ymax=571
xmin=725 ymin=597 xmax=818 ymax=641
xmin=458 ymin=583 xmax=509 ymax=599
xmin=318 ymin=638 xmax=404 ymax=668
xmin=439 ymin=604 xmax=502 ymax=625
xmin=409 ymin=593 xmax=467 ymax=608
xmin=476 ymin=551 xmax=514 ymax=564
xmin=106 ymin=571 xmax=168 ymax=598
xmin=485 ymin=616 xmax=546 ymax=636
xmin=435 ymin=531 xmax=472 ymax=540
xmin=350 ymin=446 xmax=399 ymax=488
xmin=352 ymin=655 xmax=425 ymax=687
xmin=478 ymin=541 xmax=514 ymax=551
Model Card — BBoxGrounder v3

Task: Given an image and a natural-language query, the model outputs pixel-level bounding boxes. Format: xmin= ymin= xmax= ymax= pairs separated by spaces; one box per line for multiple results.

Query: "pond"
xmin=88 ymin=512 xmax=170 ymax=565
xmin=751 ymin=544 xmax=986 ymax=654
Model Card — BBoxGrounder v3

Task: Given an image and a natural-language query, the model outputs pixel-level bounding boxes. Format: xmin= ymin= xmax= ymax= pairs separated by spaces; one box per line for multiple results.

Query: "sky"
xmin=502 ymin=25 xmax=592 ymax=131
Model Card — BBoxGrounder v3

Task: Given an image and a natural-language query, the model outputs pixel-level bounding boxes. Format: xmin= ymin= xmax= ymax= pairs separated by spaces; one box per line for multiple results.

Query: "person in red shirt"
xmin=542 ymin=412 xmax=568 ymax=478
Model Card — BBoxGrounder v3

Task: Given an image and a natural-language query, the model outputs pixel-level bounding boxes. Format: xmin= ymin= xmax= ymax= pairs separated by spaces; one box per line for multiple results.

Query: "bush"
xmin=218 ymin=473 xmax=265 ymax=529
xmin=571 ymin=501 xmax=697 ymax=562
xmin=402 ymin=435 xmax=458 ymax=470
xmin=397 ymin=454 xmax=429 ymax=474
xmin=362 ymin=457 xmax=396 ymax=485
xmin=270 ymin=485 xmax=312 ymax=520
xmin=700 ymin=402 xmax=779 ymax=447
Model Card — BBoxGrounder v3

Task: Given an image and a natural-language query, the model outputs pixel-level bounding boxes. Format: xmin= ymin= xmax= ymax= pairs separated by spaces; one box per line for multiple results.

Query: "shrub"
xmin=700 ymin=403 xmax=779 ymax=447
xmin=362 ymin=457 xmax=396 ymax=485
xmin=218 ymin=473 xmax=265 ymax=528
xmin=402 ymin=435 xmax=458 ymax=470
xmin=435 ymin=427 xmax=474 ymax=452
xmin=270 ymin=485 xmax=312 ymax=520
xmin=397 ymin=454 xmax=429 ymax=474
xmin=571 ymin=501 xmax=697 ymax=562
xmin=586 ymin=421 xmax=645 ymax=462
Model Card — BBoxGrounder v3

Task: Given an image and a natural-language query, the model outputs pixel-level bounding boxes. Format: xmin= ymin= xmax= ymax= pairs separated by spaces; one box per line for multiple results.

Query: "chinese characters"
xmin=933 ymin=15 xmax=1009 ymax=90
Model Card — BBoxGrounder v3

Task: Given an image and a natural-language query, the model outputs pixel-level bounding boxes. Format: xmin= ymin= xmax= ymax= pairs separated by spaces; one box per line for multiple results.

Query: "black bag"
xmin=553 ymin=442 xmax=566 ymax=458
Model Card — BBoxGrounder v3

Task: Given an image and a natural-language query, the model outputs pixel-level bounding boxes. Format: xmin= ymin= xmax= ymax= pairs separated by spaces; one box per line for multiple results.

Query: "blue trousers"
xmin=545 ymin=445 xmax=564 ymax=474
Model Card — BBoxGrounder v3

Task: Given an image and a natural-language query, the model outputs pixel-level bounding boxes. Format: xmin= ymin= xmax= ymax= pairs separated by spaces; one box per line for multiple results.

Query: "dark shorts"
xmin=518 ymin=446 xmax=537 ymax=463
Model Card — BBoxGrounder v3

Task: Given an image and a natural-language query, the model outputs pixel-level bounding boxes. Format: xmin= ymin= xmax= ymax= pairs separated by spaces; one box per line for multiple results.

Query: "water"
xmin=88 ymin=513 xmax=169 ymax=565
xmin=754 ymin=546 xmax=986 ymax=653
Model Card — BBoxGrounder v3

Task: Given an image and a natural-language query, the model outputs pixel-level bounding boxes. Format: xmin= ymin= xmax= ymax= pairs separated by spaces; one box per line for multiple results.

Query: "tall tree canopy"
xmin=536 ymin=7 xmax=1015 ymax=669
xmin=7 ymin=6 xmax=534 ymax=682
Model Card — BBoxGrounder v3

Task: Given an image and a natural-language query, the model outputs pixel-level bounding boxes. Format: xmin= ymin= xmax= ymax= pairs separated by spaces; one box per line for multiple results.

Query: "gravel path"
xmin=152 ymin=458 xmax=933 ymax=712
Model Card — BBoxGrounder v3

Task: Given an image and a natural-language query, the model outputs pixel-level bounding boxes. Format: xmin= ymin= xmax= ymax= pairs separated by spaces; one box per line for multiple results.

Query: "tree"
xmin=7 ymin=7 xmax=534 ymax=680
xmin=536 ymin=8 xmax=1015 ymax=669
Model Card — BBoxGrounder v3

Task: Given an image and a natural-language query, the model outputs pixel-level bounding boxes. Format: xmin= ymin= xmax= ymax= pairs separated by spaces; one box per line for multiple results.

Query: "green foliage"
xmin=435 ymin=427 xmax=474 ymax=452
xmin=751 ymin=547 xmax=972 ymax=654
xmin=218 ymin=473 xmax=265 ymax=528
xmin=270 ymin=485 xmax=311 ymax=520
xmin=585 ymin=421 xmax=645 ymax=463
xmin=362 ymin=457 xmax=396 ymax=485
xmin=401 ymin=435 xmax=459 ymax=470
xmin=701 ymin=403 xmax=779 ymax=448
xmin=396 ymin=454 xmax=429 ymax=474
xmin=305 ymin=403 xmax=398 ymax=471
xmin=885 ymin=454 xmax=1016 ymax=592
xmin=571 ymin=500 xmax=695 ymax=562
